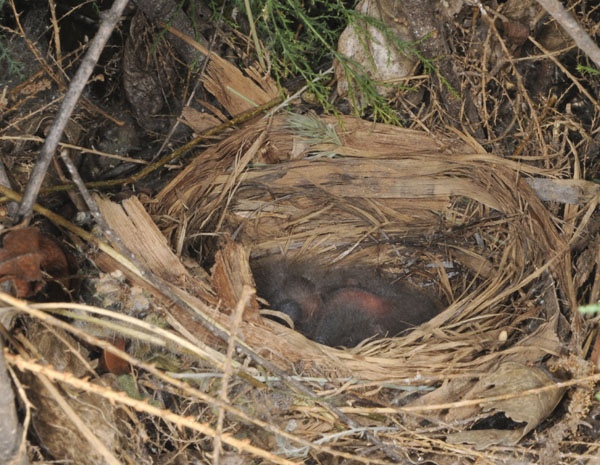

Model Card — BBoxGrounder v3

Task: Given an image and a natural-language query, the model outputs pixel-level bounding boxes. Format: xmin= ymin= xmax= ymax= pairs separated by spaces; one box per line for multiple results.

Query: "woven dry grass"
xmin=137 ymin=112 xmax=599 ymax=462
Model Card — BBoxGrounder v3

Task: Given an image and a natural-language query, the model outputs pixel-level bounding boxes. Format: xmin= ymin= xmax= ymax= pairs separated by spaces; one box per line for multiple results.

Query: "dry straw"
xmin=153 ymin=112 xmax=585 ymax=385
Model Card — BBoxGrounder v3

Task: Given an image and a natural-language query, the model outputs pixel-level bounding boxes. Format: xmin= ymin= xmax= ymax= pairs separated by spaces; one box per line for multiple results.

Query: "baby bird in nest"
xmin=251 ymin=258 xmax=443 ymax=348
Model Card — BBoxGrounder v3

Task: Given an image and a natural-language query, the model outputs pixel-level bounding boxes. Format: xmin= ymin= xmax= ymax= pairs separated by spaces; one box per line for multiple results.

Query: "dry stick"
xmin=535 ymin=0 xmax=600 ymax=69
xmin=0 ymin=185 xmax=404 ymax=461
xmin=265 ymin=66 xmax=334 ymax=119
xmin=16 ymin=0 xmax=130 ymax=222
xmin=243 ymin=0 xmax=266 ymax=70
xmin=1 ymin=136 xmax=148 ymax=165
xmin=58 ymin=150 xmax=127 ymax=257
xmin=213 ymin=286 xmax=253 ymax=465
xmin=47 ymin=0 xmax=62 ymax=64
xmin=5 ymin=367 xmax=31 ymax=465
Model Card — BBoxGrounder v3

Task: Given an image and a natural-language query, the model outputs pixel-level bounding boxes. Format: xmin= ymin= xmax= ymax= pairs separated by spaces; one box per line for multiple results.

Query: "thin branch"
xmin=213 ymin=286 xmax=254 ymax=465
xmin=535 ymin=0 xmax=600 ymax=68
xmin=17 ymin=0 xmax=130 ymax=222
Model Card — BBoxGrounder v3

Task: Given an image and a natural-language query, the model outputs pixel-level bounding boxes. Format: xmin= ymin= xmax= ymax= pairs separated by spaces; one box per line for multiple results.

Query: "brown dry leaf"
xmin=446 ymin=362 xmax=566 ymax=448
xmin=0 ymin=227 xmax=70 ymax=298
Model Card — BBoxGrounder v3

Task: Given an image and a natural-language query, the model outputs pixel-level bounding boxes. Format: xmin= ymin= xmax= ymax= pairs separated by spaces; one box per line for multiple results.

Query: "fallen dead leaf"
xmin=446 ymin=362 xmax=566 ymax=448
xmin=0 ymin=227 xmax=71 ymax=298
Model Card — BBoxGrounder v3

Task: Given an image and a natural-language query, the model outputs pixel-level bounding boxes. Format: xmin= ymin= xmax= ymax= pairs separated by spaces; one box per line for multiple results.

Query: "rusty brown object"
xmin=0 ymin=227 xmax=72 ymax=298
xmin=98 ymin=337 xmax=130 ymax=375
xmin=314 ymin=286 xmax=441 ymax=347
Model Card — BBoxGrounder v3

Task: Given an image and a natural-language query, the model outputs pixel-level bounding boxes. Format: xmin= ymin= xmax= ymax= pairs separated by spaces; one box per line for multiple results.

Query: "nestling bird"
xmin=251 ymin=257 xmax=442 ymax=347
xmin=313 ymin=284 xmax=441 ymax=347
xmin=251 ymin=258 xmax=324 ymax=335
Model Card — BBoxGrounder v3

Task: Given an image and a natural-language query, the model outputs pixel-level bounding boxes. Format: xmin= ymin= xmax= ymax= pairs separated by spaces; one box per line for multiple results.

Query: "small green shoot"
xmin=578 ymin=302 xmax=600 ymax=315
xmin=577 ymin=64 xmax=600 ymax=76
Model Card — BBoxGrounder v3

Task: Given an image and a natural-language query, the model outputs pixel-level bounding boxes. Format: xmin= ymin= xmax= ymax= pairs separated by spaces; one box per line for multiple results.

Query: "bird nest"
xmin=147 ymin=112 xmax=595 ymax=457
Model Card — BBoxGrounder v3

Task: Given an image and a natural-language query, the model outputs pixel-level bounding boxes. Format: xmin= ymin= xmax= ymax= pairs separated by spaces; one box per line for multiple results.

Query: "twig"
xmin=213 ymin=286 xmax=253 ymax=465
xmin=243 ymin=0 xmax=266 ymax=70
xmin=264 ymin=66 xmax=334 ymax=119
xmin=535 ymin=0 xmax=600 ymax=68
xmin=16 ymin=0 xmax=129 ymax=222
xmin=58 ymin=150 xmax=123 ymax=251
